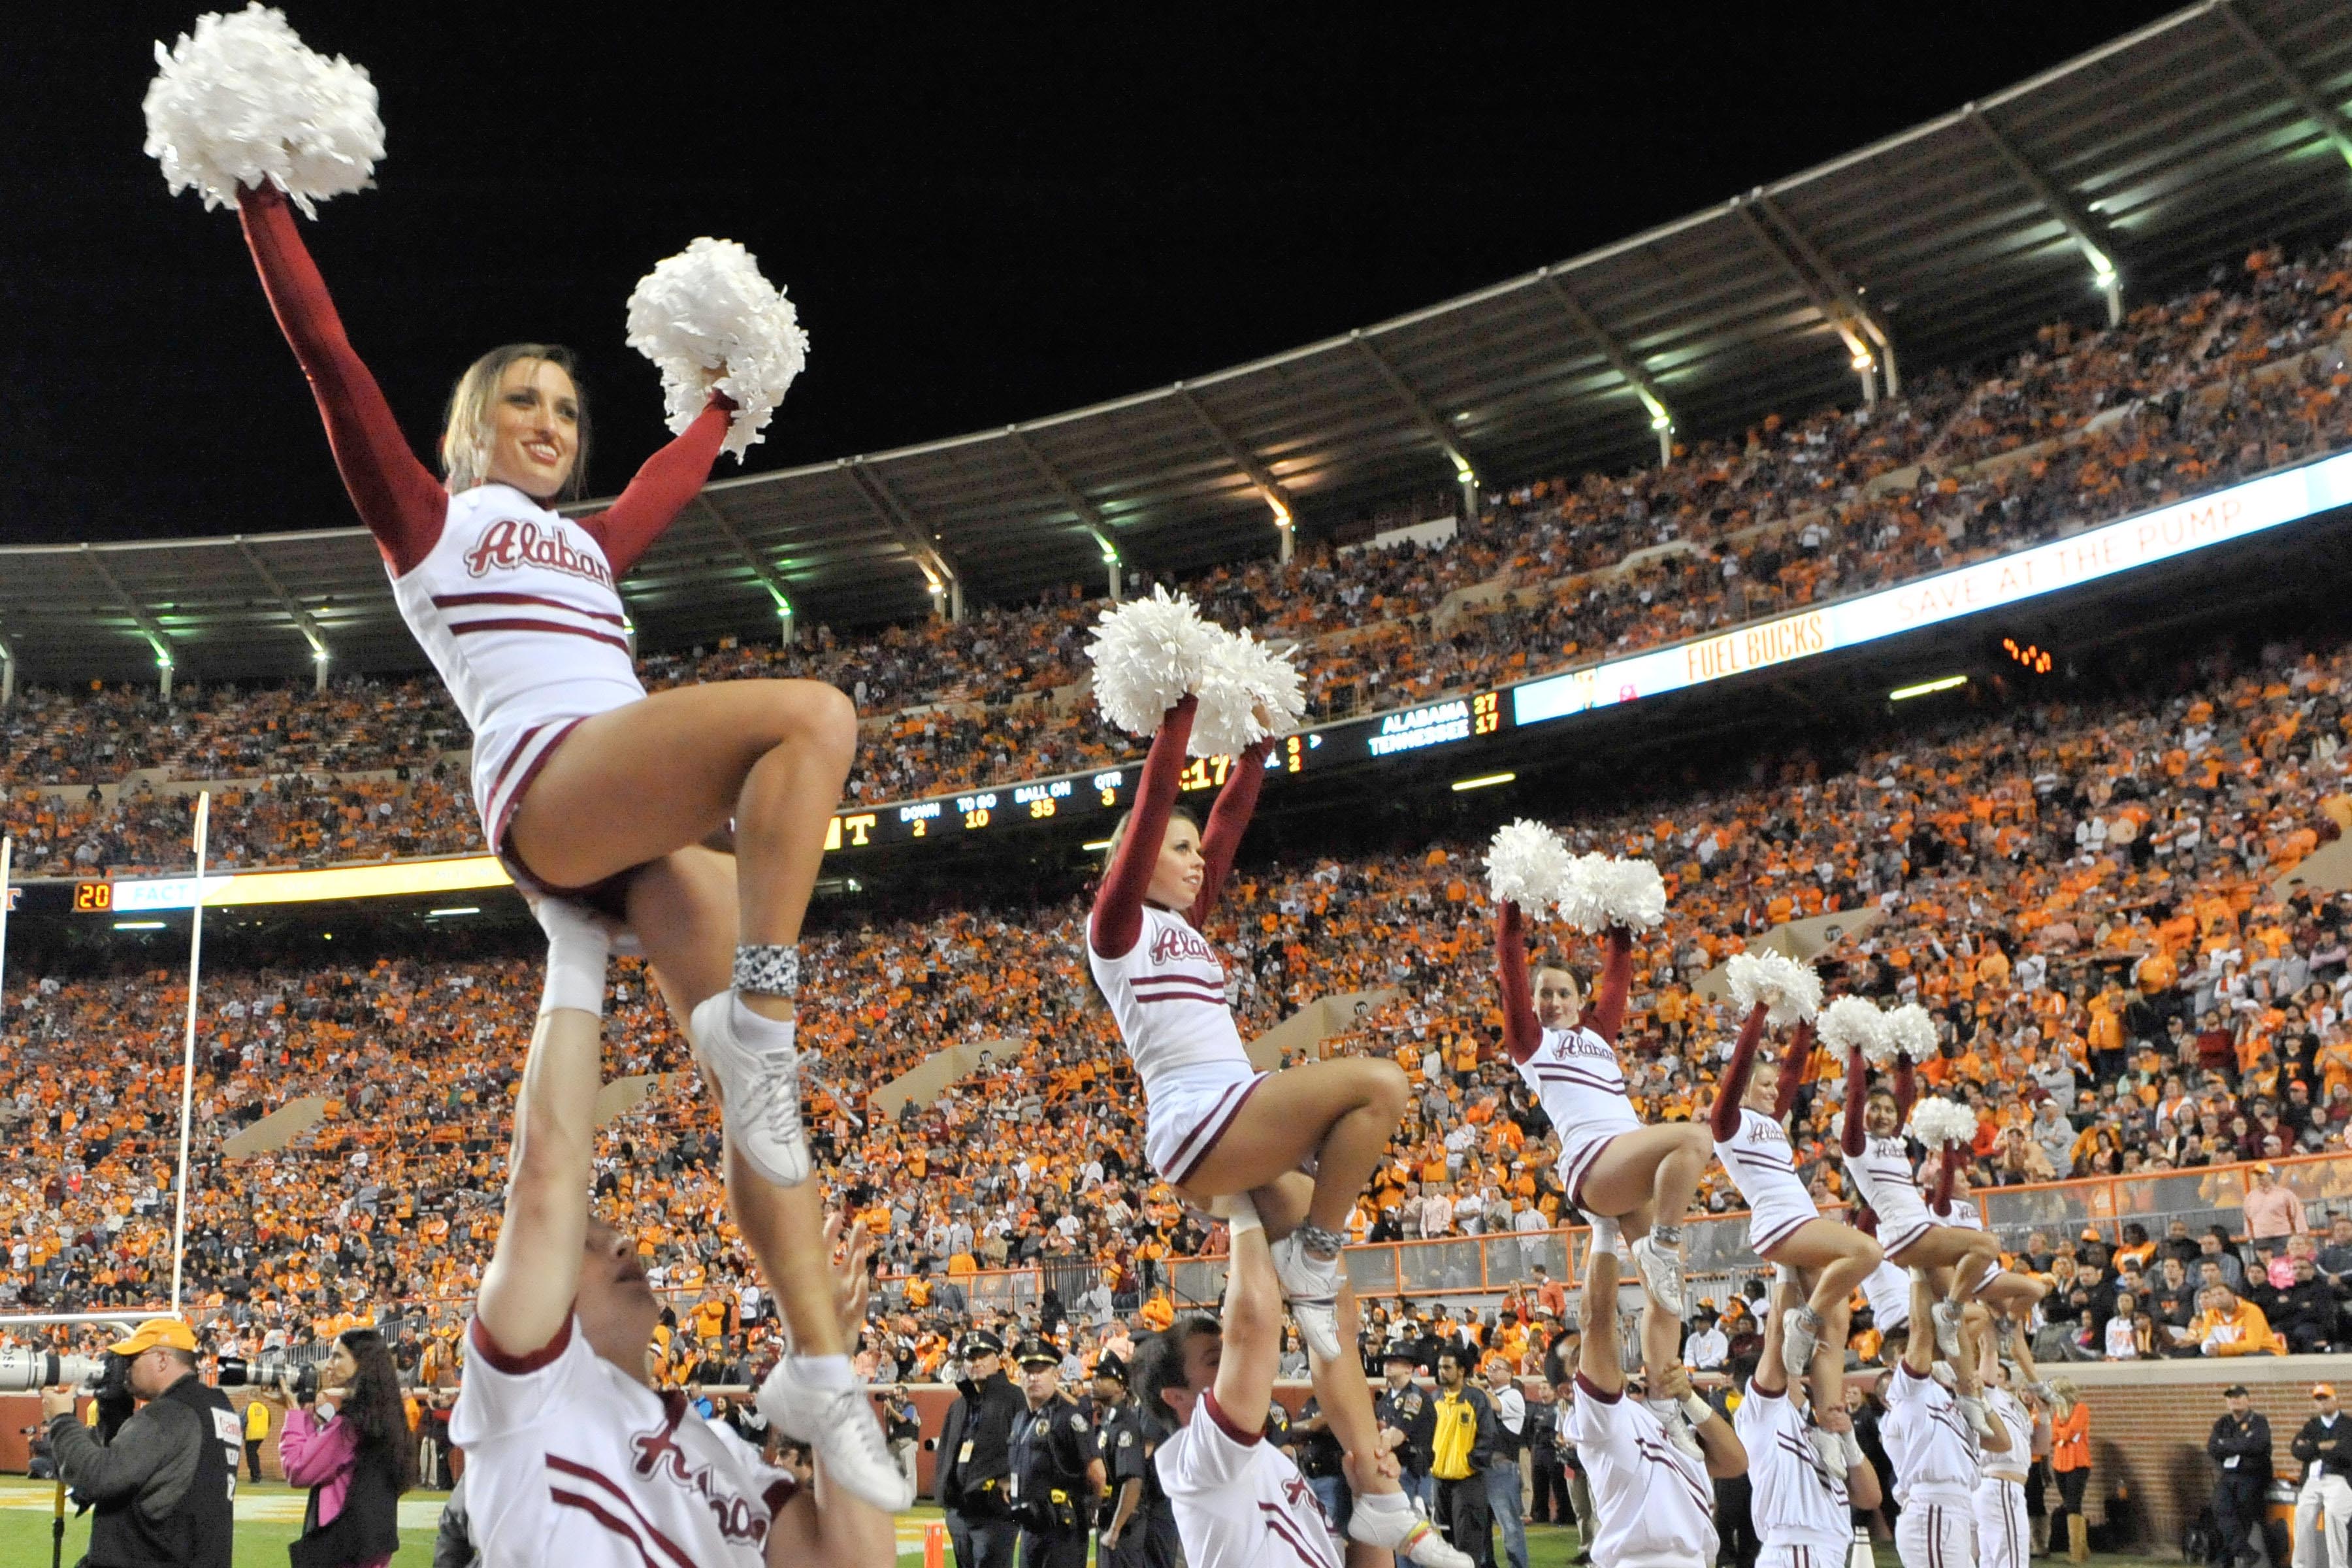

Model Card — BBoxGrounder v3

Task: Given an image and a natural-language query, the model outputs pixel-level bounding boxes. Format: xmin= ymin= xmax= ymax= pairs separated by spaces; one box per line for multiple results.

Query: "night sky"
xmin=3 ymin=3 xmax=2185 ymax=549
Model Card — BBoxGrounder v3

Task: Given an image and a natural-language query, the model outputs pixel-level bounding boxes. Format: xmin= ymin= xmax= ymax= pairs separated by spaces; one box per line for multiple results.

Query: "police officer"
xmin=935 ymin=1330 xmax=1025 ymax=1568
xmin=1007 ymin=1335 xmax=1104 ymax=1568
xmin=41 ymin=1318 xmax=238 ymax=1568
xmin=1081 ymin=1353 xmax=1145 ymax=1568
xmin=1377 ymin=1346 xmax=1439 ymax=1515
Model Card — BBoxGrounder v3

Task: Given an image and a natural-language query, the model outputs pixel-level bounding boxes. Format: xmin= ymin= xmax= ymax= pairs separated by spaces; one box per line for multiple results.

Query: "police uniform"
xmin=934 ymin=1331 xmax=1025 ymax=1568
xmin=1377 ymin=1359 xmax=1439 ymax=1509
xmin=1088 ymin=1354 xmax=1177 ymax=1568
xmin=1009 ymin=1337 xmax=1096 ymax=1568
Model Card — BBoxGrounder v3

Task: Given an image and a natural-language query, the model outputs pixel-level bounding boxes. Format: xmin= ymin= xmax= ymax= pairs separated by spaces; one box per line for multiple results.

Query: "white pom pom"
xmin=1189 ymin=629 xmax=1306 ymax=759
xmin=1086 ymin=587 xmax=1222 ymax=738
xmin=143 ymin=5 xmax=384 ymax=218
xmin=1818 ymin=996 xmax=1886 ymax=1061
xmin=1907 ymin=1098 xmax=1978 ymax=1148
xmin=1723 ymin=950 xmax=1823 ymax=1027
xmin=625 ymin=238 xmax=809 ymax=462
xmin=1884 ymin=1003 xmax=1939 ymax=1063
xmin=1486 ymin=820 xmax=1573 ymax=910
xmin=1557 ymin=856 xmax=1665 ymax=933
xmin=1829 ymin=1109 xmax=1848 ymax=1141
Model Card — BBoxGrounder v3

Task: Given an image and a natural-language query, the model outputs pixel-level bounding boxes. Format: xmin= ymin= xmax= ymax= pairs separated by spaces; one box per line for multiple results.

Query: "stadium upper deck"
xmin=3 ymin=0 xmax=2351 ymax=683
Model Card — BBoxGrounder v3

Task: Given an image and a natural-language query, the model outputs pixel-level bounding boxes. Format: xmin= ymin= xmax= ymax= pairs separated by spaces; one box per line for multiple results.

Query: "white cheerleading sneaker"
xmin=689 ymin=990 xmax=810 ymax=1187
xmin=1349 ymin=1497 xmax=1475 ymax=1568
xmin=1269 ymin=1232 xmax=1346 ymax=1362
xmin=755 ymin=1362 xmax=914 ymax=1512
xmin=1781 ymin=1305 xmax=1822 ymax=1383
xmin=1930 ymin=1299 xmax=1963 ymax=1359
xmin=1629 ymin=1233 xmax=1688 ymax=1318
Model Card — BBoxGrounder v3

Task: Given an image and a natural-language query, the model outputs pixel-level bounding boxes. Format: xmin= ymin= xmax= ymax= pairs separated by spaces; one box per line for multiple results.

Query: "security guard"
xmin=1088 ymin=1352 xmax=1178 ymax=1568
xmin=1376 ymin=1346 xmax=1439 ymax=1513
xmin=1007 ymin=1335 xmax=1104 ymax=1568
xmin=934 ymin=1330 xmax=1026 ymax=1568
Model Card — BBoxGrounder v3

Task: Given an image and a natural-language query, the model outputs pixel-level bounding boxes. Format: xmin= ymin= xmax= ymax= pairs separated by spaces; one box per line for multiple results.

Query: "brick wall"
xmin=1860 ymin=1354 xmax=2352 ymax=1556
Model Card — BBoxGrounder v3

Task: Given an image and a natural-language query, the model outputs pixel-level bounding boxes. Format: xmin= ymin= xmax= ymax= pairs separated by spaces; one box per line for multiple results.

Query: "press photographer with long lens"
xmin=38 ymin=1318 xmax=239 ymax=1568
xmin=253 ymin=1328 xmax=416 ymax=1568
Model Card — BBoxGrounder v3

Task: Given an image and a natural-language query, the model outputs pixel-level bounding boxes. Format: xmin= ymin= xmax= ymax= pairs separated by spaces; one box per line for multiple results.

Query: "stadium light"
xmin=1451 ymin=772 xmax=1516 ymax=792
xmin=113 ymin=921 xmax=166 ymax=931
xmin=1081 ymin=839 xmax=1113 ymax=852
xmin=1889 ymin=675 xmax=1968 ymax=701
xmin=425 ymin=906 xmax=480 ymax=919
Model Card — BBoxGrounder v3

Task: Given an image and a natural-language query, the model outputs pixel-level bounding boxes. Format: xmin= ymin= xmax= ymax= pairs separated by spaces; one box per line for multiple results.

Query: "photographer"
xmin=261 ymin=1328 xmax=416 ymax=1568
xmin=39 ymin=1318 xmax=238 ymax=1568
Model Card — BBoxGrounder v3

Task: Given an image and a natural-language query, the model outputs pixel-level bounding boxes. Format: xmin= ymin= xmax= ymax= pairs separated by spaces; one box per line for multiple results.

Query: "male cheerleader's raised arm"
xmin=1773 ymin=1022 xmax=1816 ymax=1122
xmin=1495 ymin=900 xmax=1541 ymax=1065
xmin=1708 ymin=1004 xmax=1771 ymax=1143
xmin=573 ymin=397 xmax=735 ymax=576
xmin=237 ymin=182 xmax=448 ymax=574
xmin=476 ymin=900 xmax=609 ymax=1358
xmin=1840 ymin=1044 xmax=1869 ymax=1159
xmin=1186 ymin=738 xmax=1271 ymax=928
xmin=1587 ymin=927 xmax=1634 ymax=1045
xmin=1089 ymin=695 xmax=1199 ymax=960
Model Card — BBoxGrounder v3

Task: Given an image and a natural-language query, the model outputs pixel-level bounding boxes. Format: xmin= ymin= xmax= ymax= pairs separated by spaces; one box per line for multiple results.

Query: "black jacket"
xmin=2295 ymin=1413 xmax=2352 ymax=1480
xmin=51 ymin=1373 xmax=238 ymax=1568
xmin=2209 ymin=1412 xmax=2274 ymax=1483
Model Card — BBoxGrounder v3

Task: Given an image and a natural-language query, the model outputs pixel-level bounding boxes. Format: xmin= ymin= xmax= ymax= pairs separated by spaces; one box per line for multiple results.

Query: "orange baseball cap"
xmin=2317 ymin=1384 xmax=2338 ymax=1399
xmin=108 ymin=1318 xmax=197 ymax=1356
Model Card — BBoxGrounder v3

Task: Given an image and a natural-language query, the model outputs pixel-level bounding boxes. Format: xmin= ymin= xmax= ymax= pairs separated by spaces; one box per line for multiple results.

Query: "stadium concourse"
xmin=11 ymin=238 xmax=2352 ymax=872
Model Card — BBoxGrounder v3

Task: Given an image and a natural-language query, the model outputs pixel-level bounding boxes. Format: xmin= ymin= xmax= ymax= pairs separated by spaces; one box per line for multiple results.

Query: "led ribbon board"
xmin=1513 ymin=449 xmax=2352 ymax=726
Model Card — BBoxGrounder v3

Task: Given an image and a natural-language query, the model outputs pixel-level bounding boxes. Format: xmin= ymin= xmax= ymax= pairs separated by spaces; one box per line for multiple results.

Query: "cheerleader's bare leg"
xmin=1765 ymin=1218 xmax=1882 ymax=1413
xmin=1572 ymin=1123 xmax=1711 ymax=1315
xmin=1888 ymin=1226 xmax=2003 ymax=1356
xmin=1175 ymin=1055 xmax=1410 ymax=1250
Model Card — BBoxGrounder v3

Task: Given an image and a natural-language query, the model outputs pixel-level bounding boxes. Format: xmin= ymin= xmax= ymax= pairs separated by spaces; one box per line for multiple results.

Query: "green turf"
xmin=0 ymin=1483 xmax=2198 ymax=1566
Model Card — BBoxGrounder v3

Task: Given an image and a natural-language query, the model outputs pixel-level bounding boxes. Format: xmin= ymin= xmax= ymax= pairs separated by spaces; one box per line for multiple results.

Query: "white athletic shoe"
xmin=1780 ymin=1305 xmax=1822 ymax=1383
xmin=755 ymin=1362 xmax=915 ymax=1513
xmin=1629 ymin=1233 xmax=1687 ymax=1318
xmin=689 ymin=990 xmax=810 ymax=1187
xmin=1349 ymin=1497 xmax=1475 ymax=1568
xmin=1269 ymin=1233 xmax=1345 ymax=1362
xmin=1930 ymin=1299 xmax=1963 ymax=1359
xmin=1650 ymin=1401 xmax=1707 ymax=1463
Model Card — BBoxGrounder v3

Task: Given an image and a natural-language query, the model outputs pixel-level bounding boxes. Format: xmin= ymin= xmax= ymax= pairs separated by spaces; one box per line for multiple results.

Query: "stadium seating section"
xmin=8 ymin=240 xmax=2352 ymax=1381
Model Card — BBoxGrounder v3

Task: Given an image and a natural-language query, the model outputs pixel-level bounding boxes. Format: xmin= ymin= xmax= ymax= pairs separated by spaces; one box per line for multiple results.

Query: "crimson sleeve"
xmin=1188 ymin=740 xmax=1269 ymax=928
xmin=1853 ymin=1205 xmax=1878 ymax=1237
xmin=1841 ymin=1047 xmax=1869 ymax=1158
xmin=1498 ymin=902 xmax=1541 ymax=1065
xmin=574 ymin=397 xmax=734 ymax=576
xmin=1709 ymin=1004 xmax=1769 ymax=1143
xmin=236 ymin=184 xmax=448 ymax=575
xmin=1773 ymin=1022 xmax=1816 ymax=1122
xmin=1089 ymin=697 xmax=1196 ymax=960
xmin=1931 ymin=1141 xmax=1957 ymax=1214
xmin=1893 ymin=1059 xmax=1918 ymax=1121
xmin=1588 ymin=928 xmax=1633 ymax=1045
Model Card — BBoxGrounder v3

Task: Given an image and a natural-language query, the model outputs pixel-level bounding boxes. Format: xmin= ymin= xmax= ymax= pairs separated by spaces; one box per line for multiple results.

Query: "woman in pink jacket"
xmin=269 ymin=1330 xmax=417 ymax=1568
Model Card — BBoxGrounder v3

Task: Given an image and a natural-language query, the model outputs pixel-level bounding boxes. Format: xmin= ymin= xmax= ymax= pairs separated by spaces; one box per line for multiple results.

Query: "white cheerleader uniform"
xmin=1735 ymin=1380 xmax=1852 ymax=1568
xmin=1972 ymin=1386 xmax=2033 ymax=1568
xmin=1882 ymin=1362 xmax=1980 ymax=1568
xmin=1568 ymin=1375 xmax=1718 ymax=1568
xmin=1861 ymin=1258 xmax=1913 ymax=1333
xmin=1842 ymin=1134 xmax=1934 ymax=1260
xmin=1714 ymin=1107 xmax=1820 ymax=1258
xmin=1937 ymin=1196 xmax=2004 ymax=1294
xmin=1514 ymin=1026 xmax=1642 ymax=1212
xmin=1089 ymin=903 xmax=1266 ymax=1185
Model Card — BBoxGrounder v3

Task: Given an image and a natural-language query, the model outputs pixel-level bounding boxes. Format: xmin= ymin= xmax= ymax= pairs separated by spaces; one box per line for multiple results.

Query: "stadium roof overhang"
xmin=6 ymin=0 xmax=2352 ymax=686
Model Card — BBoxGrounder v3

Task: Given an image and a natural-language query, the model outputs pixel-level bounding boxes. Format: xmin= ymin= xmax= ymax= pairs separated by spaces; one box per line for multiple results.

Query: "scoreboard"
xmin=825 ymin=688 xmax=1511 ymax=851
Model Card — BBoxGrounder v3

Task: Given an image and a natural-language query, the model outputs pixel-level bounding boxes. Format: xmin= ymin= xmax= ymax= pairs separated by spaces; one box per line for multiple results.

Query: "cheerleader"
xmin=1565 ymin=1220 xmax=1745 ymax=1568
xmin=1921 ymin=1151 xmax=2051 ymax=1320
xmin=1087 ymin=700 xmax=1460 ymax=1567
xmin=225 ymin=185 xmax=897 ymax=1503
xmin=1739 ymin=1272 xmax=1882 ymax=1568
xmin=1880 ymin=1268 xmax=2011 ymax=1568
xmin=1708 ymin=1005 xmax=1881 ymax=1416
xmin=1970 ymin=1315 xmax=2038 ymax=1568
xmin=1835 ymin=1018 xmax=2002 ymax=1361
xmin=1495 ymin=898 xmax=1708 ymax=1316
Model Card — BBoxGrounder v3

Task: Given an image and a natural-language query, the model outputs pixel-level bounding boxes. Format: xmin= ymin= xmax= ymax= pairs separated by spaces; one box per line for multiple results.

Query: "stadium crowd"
xmin=10 ymin=239 xmax=2352 ymax=874
xmin=8 ymin=621 xmax=2352 ymax=1385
